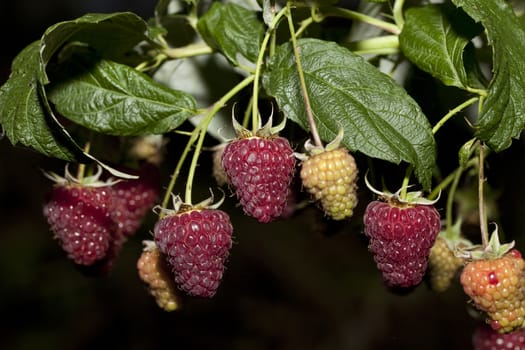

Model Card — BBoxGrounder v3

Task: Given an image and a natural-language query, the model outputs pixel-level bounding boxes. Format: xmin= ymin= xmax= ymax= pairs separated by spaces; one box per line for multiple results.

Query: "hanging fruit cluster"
xmin=2 ymin=0 xmax=525 ymax=343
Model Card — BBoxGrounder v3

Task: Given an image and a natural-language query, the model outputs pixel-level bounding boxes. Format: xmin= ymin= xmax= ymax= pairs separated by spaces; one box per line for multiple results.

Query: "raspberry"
xmin=428 ymin=237 xmax=464 ymax=292
xmin=77 ymin=230 xmax=126 ymax=276
xmin=473 ymin=323 xmax=525 ymax=350
xmin=43 ymin=184 xmax=114 ymax=266
xmin=110 ymin=163 xmax=160 ymax=237
xmin=212 ymin=143 xmax=229 ymax=186
xmin=300 ymin=147 xmax=358 ymax=220
xmin=461 ymin=249 xmax=525 ymax=333
xmin=154 ymin=208 xmax=233 ymax=297
xmin=364 ymin=200 xmax=441 ymax=288
xmin=137 ymin=241 xmax=180 ymax=311
xmin=222 ymin=136 xmax=295 ymax=223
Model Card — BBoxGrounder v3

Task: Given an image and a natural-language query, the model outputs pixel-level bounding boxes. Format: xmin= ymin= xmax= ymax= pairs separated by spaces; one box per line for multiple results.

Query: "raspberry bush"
xmin=2 ymin=0 xmax=525 ymax=348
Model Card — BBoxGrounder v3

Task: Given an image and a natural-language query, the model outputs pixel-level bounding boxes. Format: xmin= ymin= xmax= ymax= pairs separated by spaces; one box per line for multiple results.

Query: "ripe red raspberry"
xmin=154 ymin=208 xmax=233 ymax=297
xmin=461 ymin=249 xmax=525 ymax=333
xmin=473 ymin=323 xmax=525 ymax=350
xmin=137 ymin=241 xmax=180 ymax=311
xmin=110 ymin=163 xmax=160 ymax=237
xmin=43 ymin=184 xmax=114 ymax=266
xmin=300 ymin=147 xmax=358 ymax=220
xmin=364 ymin=200 xmax=441 ymax=288
xmin=222 ymin=136 xmax=295 ymax=223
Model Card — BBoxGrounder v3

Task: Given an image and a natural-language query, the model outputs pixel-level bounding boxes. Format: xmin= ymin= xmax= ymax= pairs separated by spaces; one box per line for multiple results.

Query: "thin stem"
xmin=316 ymin=6 xmax=400 ymax=35
xmin=287 ymin=4 xmax=323 ymax=147
xmin=77 ymin=142 xmax=91 ymax=180
xmin=348 ymin=35 xmax=399 ymax=55
xmin=428 ymin=157 xmax=477 ymax=200
xmin=185 ymin=119 xmax=209 ymax=204
xmin=252 ymin=7 xmax=288 ymax=132
xmin=399 ymin=165 xmax=413 ymax=200
xmin=243 ymin=97 xmax=254 ymax=129
xmin=432 ymin=97 xmax=479 ymax=135
xmin=296 ymin=17 xmax=315 ymax=37
xmin=162 ymin=43 xmax=214 ymax=59
xmin=158 ymin=74 xmax=255 ymax=212
xmin=445 ymin=165 xmax=463 ymax=239
xmin=270 ymin=26 xmax=277 ymax=57
xmin=392 ymin=0 xmax=406 ymax=30
xmin=160 ymin=127 xmax=200 ymax=216
xmin=479 ymin=143 xmax=489 ymax=248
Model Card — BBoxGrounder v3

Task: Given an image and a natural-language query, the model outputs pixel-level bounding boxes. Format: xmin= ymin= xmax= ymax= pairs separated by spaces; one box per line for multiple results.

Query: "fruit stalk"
xmin=287 ymin=3 xmax=323 ymax=148
xmin=479 ymin=142 xmax=489 ymax=248
xmin=160 ymin=75 xmax=255 ymax=213
xmin=251 ymin=6 xmax=287 ymax=132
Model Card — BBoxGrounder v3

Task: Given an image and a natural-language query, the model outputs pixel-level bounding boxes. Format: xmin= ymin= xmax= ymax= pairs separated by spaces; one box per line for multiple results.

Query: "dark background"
xmin=2 ymin=1 xmax=524 ymax=349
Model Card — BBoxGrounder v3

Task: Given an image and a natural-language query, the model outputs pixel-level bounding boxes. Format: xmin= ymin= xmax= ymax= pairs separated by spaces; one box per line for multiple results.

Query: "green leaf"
xmin=263 ymin=38 xmax=436 ymax=190
xmin=0 ymin=42 xmax=77 ymax=161
xmin=39 ymin=12 xmax=151 ymax=84
xmin=399 ymin=4 xmax=482 ymax=90
xmin=48 ymin=55 xmax=197 ymax=136
xmin=197 ymin=2 xmax=264 ymax=65
xmin=452 ymin=0 xmax=525 ymax=151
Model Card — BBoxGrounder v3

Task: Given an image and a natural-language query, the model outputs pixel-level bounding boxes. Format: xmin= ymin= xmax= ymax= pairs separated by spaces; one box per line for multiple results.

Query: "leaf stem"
xmin=159 ymin=74 xmax=255 ymax=214
xmin=392 ymin=0 xmax=406 ymax=30
xmin=314 ymin=6 xmax=400 ymax=35
xmin=479 ymin=142 xmax=489 ymax=248
xmin=348 ymin=35 xmax=399 ymax=55
xmin=432 ymin=97 xmax=479 ymax=135
xmin=287 ymin=3 xmax=323 ymax=148
xmin=252 ymin=6 xmax=288 ymax=132
xmin=162 ymin=43 xmax=214 ymax=59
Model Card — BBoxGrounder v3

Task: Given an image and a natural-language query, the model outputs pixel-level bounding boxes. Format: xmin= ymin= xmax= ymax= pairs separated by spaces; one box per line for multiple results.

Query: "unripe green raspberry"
xmin=300 ymin=148 xmax=358 ymax=220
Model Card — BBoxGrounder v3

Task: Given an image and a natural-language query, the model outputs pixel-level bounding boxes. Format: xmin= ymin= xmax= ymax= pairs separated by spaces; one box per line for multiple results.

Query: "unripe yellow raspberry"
xmin=428 ymin=237 xmax=464 ymax=292
xmin=137 ymin=241 xmax=180 ymax=311
xmin=300 ymin=148 xmax=358 ymax=220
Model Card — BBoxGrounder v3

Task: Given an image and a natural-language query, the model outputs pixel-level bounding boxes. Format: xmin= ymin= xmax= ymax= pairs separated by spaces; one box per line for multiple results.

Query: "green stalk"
xmin=392 ymin=0 xmax=406 ymax=30
xmin=479 ymin=143 xmax=489 ymax=248
xmin=399 ymin=165 xmax=413 ymax=200
xmin=315 ymin=6 xmax=400 ymax=35
xmin=76 ymin=142 xmax=91 ymax=180
xmin=444 ymin=165 xmax=463 ymax=239
xmin=348 ymin=35 xmax=399 ymax=55
xmin=252 ymin=7 xmax=288 ymax=132
xmin=432 ymin=97 xmax=479 ymax=135
xmin=287 ymin=3 xmax=322 ymax=147
xmin=162 ymin=43 xmax=214 ymax=59
xmin=160 ymin=75 xmax=255 ymax=215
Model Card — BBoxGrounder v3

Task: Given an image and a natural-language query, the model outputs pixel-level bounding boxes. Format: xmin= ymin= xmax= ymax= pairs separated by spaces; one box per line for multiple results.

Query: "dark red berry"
xmin=43 ymin=185 xmax=114 ymax=266
xmin=154 ymin=209 xmax=233 ymax=297
xmin=473 ymin=323 xmax=525 ymax=350
xmin=364 ymin=200 xmax=441 ymax=288
xmin=222 ymin=136 xmax=295 ymax=223
xmin=110 ymin=163 xmax=160 ymax=237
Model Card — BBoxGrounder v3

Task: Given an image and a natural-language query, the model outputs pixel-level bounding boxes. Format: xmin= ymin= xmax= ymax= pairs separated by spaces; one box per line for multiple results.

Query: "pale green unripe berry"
xmin=300 ymin=148 xmax=358 ymax=220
